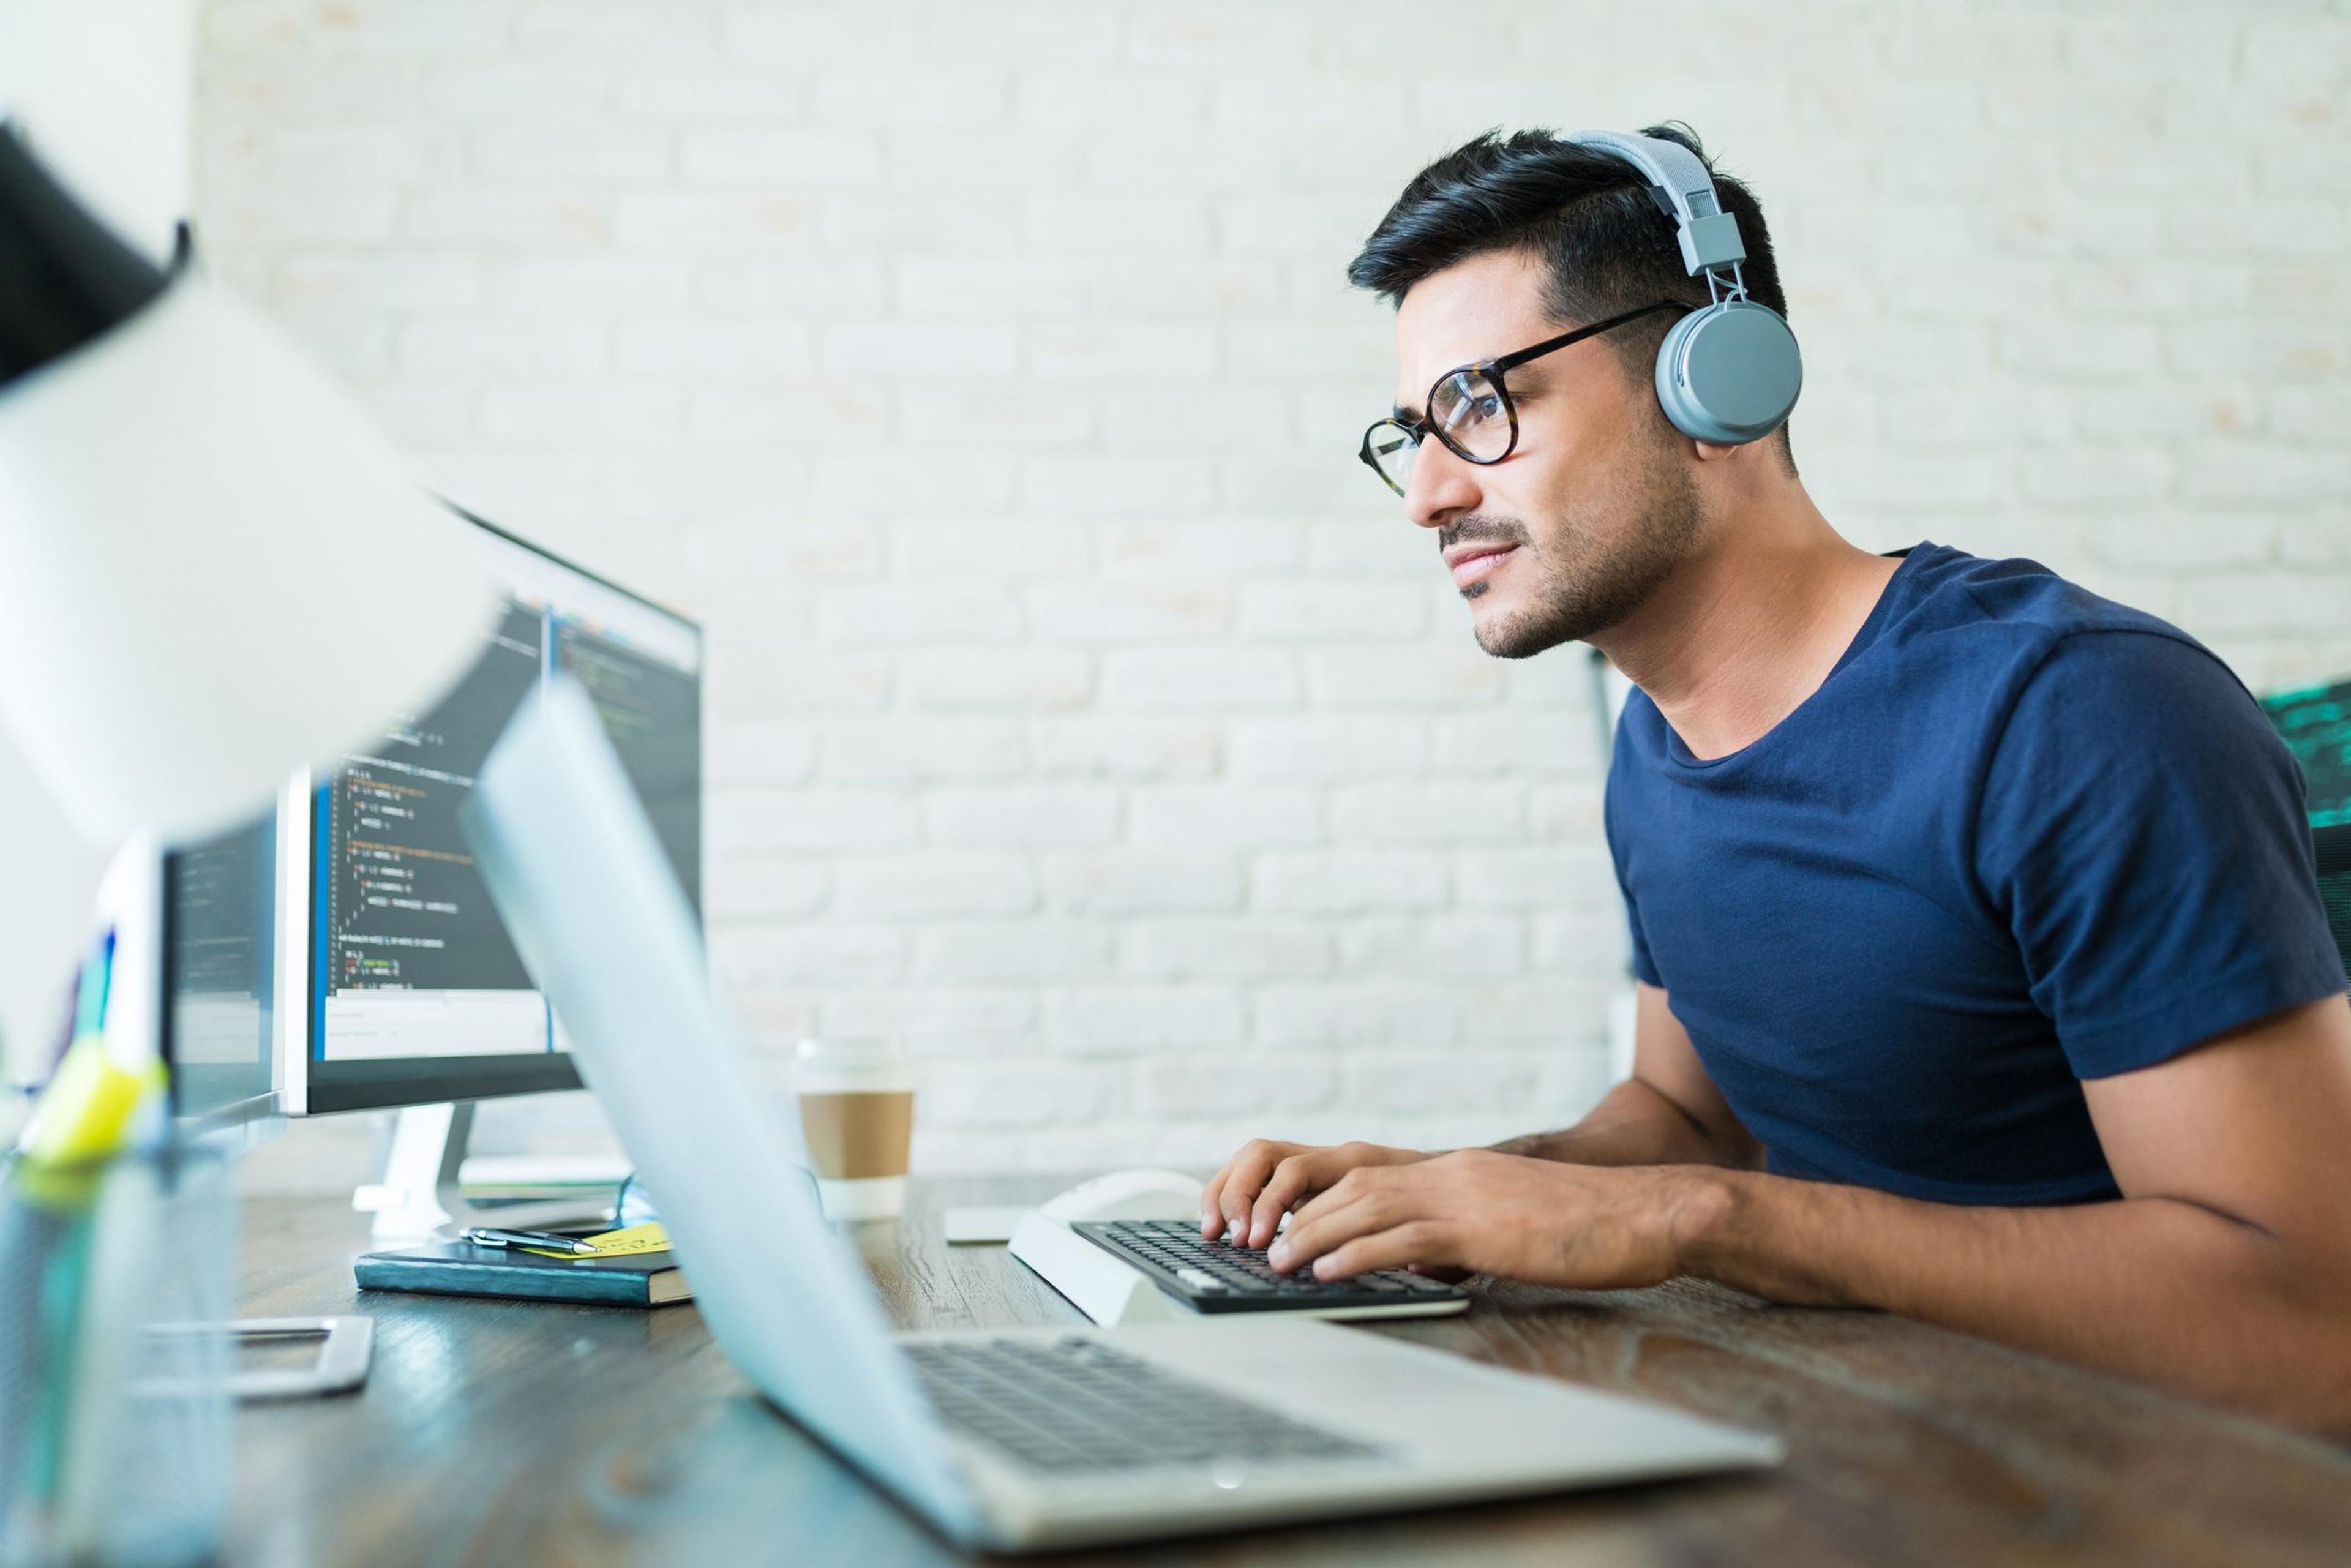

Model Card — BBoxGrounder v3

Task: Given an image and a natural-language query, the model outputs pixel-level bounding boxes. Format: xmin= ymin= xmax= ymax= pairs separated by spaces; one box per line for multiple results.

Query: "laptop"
xmin=461 ymin=681 xmax=1781 ymax=1553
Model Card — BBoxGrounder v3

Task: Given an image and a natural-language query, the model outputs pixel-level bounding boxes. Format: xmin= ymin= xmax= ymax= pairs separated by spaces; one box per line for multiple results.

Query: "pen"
xmin=20 ymin=925 xmax=164 ymax=1166
xmin=72 ymin=930 xmax=113 ymax=1042
xmin=463 ymin=1226 xmax=598 ymax=1255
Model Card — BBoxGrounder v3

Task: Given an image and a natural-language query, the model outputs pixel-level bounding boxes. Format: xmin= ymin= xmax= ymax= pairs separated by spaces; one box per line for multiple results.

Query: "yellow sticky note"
xmin=523 ymin=1221 xmax=670 ymax=1259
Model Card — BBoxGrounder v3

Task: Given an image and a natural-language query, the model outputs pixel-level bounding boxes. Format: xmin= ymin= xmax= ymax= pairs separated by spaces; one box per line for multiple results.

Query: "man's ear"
xmin=1692 ymin=438 xmax=1739 ymax=462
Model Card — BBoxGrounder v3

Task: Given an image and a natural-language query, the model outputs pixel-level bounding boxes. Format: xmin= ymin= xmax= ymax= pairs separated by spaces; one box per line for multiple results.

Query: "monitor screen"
xmin=163 ymin=809 xmax=278 ymax=1129
xmin=285 ymin=511 xmax=701 ymax=1115
xmin=2262 ymin=678 xmax=2351 ymax=979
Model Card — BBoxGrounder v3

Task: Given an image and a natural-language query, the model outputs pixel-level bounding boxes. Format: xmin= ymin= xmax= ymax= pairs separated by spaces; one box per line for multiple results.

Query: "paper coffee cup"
xmin=795 ymin=1037 xmax=914 ymax=1221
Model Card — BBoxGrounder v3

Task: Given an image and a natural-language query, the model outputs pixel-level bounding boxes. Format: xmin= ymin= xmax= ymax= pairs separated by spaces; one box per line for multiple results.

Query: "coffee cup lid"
xmin=795 ymin=1036 xmax=907 ymax=1067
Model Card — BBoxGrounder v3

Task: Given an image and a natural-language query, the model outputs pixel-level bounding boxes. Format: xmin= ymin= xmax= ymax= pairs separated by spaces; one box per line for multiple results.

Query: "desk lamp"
xmin=0 ymin=119 xmax=493 ymax=1146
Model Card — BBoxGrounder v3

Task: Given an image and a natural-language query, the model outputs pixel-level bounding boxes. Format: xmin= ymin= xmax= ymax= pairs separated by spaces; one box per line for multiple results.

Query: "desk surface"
xmin=229 ymin=1176 xmax=2351 ymax=1567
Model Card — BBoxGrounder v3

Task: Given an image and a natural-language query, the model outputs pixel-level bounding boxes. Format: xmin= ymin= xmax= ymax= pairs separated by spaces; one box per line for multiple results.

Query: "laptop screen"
xmin=459 ymin=680 xmax=978 ymax=1540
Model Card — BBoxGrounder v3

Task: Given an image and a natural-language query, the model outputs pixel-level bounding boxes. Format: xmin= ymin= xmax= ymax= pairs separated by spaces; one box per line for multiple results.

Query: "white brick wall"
xmin=195 ymin=0 xmax=2351 ymax=1180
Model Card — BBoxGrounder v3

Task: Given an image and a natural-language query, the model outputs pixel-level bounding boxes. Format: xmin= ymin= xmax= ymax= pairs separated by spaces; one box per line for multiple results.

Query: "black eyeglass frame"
xmin=1357 ymin=298 xmax=1684 ymax=497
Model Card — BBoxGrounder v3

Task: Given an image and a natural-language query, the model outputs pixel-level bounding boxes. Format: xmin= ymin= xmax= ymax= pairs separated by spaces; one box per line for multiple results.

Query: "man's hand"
xmin=1199 ymin=1139 xmax=1431 ymax=1248
xmin=1264 ymin=1149 xmax=1720 ymax=1289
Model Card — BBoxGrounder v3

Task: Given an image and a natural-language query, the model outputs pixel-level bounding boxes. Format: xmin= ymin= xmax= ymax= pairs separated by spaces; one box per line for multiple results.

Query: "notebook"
xmin=355 ymin=1237 xmax=692 ymax=1307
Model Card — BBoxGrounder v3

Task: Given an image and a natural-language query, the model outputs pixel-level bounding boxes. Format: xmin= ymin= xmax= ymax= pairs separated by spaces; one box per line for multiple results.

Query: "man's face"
xmin=1391 ymin=249 xmax=1703 ymax=658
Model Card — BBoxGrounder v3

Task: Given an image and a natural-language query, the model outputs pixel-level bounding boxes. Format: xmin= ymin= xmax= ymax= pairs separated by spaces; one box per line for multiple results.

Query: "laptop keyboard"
xmin=1076 ymin=1219 xmax=1466 ymax=1311
xmin=904 ymin=1335 xmax=1379 ymax=1474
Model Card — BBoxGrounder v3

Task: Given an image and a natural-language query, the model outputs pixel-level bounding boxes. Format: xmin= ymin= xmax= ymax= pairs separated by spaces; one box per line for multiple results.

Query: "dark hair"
xmin=1349 ymin=124 xmax=1794 ymax=470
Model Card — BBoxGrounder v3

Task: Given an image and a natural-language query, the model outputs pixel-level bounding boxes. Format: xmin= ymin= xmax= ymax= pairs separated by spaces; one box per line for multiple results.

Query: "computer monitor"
xmin=269 ymin=508 xmax=701 ymax=1227
xmin=2261 ymin=677 xmax=2351 ymax=978
xmin=162 ymin=810 xmax=279 ymax=1137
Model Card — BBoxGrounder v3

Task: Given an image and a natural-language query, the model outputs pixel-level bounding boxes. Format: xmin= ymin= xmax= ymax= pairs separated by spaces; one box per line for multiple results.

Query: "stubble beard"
xmin=1451 ymin=438 xmax=1705 ymax=660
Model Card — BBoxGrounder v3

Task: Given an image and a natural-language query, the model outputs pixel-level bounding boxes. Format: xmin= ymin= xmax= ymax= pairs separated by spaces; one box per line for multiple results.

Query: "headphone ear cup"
xmin=1654 ymin=301 xmax=1802 ymax=445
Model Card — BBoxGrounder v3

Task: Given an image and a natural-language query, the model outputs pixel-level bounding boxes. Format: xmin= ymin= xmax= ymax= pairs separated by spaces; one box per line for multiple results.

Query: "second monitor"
xmin=273 ymin=508 xmax=702 ymax=1229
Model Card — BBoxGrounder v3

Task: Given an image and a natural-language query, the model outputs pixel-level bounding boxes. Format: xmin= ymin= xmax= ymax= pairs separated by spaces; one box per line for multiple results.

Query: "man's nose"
xmin=1403 ymin=440 xmax=1480 ymax=530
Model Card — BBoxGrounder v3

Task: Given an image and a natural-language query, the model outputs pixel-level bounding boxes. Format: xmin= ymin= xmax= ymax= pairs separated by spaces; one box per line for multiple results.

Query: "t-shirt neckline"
xmin=1660 ymin=542 xmax=1932 ymax=770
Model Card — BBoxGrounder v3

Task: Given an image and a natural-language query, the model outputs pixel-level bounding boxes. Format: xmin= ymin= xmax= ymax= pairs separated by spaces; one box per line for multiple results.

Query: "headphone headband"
xmin=1567 ymin=130 xmax=1747 ymax=278
xmin=1562 ymin=129 xmax=1801 ymax=446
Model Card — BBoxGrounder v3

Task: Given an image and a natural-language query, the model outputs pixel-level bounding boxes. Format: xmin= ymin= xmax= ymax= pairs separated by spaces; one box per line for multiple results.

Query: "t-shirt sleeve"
xmin=1618 ymin=861 xmax=1662 ymax=988
xmin=1973 ymin=630 xmax=2346 ymax=1079
xmin=1603 ymin=719 xmax=1664 ymax=989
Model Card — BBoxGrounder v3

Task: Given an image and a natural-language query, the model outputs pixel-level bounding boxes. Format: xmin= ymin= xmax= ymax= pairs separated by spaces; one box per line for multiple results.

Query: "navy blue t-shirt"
xmin=1606 ymin=543 xmax=2345 ymax=1206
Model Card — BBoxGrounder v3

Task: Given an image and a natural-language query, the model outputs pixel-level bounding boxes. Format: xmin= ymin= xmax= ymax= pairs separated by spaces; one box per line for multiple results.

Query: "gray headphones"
xmin=1569 ymin=130 xmax=1802 ymax=446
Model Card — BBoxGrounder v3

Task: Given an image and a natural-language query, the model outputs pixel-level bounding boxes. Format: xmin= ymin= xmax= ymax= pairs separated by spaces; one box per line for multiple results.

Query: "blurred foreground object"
xmin=0 ymin=119 xmax=491 ymax=847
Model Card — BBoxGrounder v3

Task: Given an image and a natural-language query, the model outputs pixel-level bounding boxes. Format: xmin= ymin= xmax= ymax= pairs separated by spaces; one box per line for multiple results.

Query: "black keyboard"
xmin=904 ymin=1335 xmax=1379 ymax=1473
xmin=1073 ymin=1220 xmax=1468 ymax=1315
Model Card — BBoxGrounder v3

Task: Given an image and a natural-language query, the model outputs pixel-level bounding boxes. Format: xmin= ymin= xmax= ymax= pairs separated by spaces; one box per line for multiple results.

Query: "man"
xmin=1206 ymin=126 xmax=2351 ymax=1430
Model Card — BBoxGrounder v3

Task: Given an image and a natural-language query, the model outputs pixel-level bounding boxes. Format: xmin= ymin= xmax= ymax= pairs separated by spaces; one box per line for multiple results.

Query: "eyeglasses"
xmin=1357 ymin=299 xmax=1683 ymax=497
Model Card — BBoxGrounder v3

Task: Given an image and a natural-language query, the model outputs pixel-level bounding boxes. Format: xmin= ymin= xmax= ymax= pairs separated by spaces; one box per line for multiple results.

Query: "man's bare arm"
xmin=1491 ymin=982 xmax=1763 ymax=1169
xmin=1202 ymin=983 xmax=1752 ymax=1244
xmin=1679 ymin=996 xmax=2351 ymax=1425
xmin=1270 ymin=996 xmax=2351 ymax=1430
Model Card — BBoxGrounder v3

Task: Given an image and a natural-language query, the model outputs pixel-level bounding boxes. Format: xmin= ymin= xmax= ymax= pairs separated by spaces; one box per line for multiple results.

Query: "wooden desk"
xmin=228 ymin=1176 xmax=2351 ymax=1566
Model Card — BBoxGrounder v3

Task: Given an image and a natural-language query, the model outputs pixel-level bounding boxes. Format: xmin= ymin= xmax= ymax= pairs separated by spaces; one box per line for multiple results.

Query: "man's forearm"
xmin=1682 ymin=1169 xmax=2351 ymax=1430
xmin=1491 ymin=1076 xmax=1758 ymax=1169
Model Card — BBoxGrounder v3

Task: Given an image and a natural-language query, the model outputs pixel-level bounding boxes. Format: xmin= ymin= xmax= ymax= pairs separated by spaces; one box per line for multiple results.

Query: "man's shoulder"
xmin=1890 ymin=542 xmax=2201 ymax=660
xmin=1606 ymin=541 xmax=2257 ymax=800
xmin=1616 ymin=543 xmax=2230 ymax=741
xmin=1874 ymin=544 xmax=2250 ymax=735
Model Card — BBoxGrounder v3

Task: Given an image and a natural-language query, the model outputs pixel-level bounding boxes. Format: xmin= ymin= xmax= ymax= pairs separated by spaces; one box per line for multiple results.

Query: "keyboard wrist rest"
xmin=1008 ymin=1212 xmax=1185 ymax=1327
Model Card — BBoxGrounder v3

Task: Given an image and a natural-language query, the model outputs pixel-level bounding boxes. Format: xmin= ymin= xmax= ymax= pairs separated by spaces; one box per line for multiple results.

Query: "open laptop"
xmin=460 ymin=681 xmax=1780 ymax=1553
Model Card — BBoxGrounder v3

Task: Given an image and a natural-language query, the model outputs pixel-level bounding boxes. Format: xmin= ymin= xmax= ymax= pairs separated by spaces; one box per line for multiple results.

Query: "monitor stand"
xmin=352 ymin=1101 xmax=618 ymax=1240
